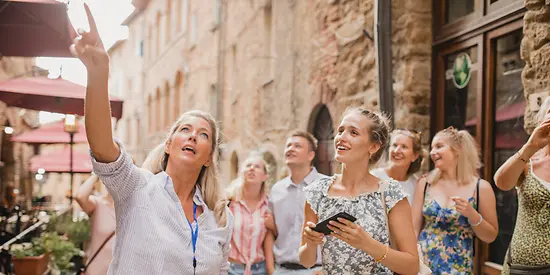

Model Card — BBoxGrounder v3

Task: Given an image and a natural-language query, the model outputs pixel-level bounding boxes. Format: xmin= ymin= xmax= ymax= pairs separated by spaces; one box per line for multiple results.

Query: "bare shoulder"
xmin=416 ymin=175 xmax=428 ymax=189
xmin=477 ymin=179 xmax=495 ymax=194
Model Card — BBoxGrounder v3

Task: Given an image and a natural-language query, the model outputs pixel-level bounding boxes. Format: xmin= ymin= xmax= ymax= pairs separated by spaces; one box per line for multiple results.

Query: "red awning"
xmin=0 ymin=77 xmax=124 ymax=119
xmin=465 ymin=102 xmax=524 ymax=126
xmin=495 ymin=134 xmax=526 ymax=149
xmin=0 ymin=0 xmax=77 ymax=57
xmin=12 ymin=119 xmax=87 ymax=144
xmin=30 ymin=147 xmax=92 ymax=173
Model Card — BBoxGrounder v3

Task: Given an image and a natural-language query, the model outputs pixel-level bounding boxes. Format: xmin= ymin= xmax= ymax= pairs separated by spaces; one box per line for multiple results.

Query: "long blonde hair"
xmin=141 ymin=143 xmax=165 ymax=174
xmin=428 ymin=127 xmax=481 ymax=185
xmin=142 ymin=110 xmax=227 ymax=227
xmin=226 ymin=152 xmax=270 ymax=201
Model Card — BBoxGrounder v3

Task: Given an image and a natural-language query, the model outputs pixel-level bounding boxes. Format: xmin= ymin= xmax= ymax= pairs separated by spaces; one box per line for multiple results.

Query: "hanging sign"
xmin=452 ymin=53 xmax=472 ymax=89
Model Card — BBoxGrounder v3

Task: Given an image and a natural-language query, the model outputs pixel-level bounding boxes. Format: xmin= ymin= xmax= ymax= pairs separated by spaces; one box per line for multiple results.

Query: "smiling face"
xmin=334 ymin=113 xmax=380 ymax=165
xmin=164 ymin=116 xmax=213 ymax=170
xmin=430 ymin=135 xmax=457 ymax=171
xmin=388 ymin=133 xmax=418 ymax=169
xmin=284 ymin=136 xmax=314 ymax=168
xmin=242 ymin=157 xmax=268 ymax=187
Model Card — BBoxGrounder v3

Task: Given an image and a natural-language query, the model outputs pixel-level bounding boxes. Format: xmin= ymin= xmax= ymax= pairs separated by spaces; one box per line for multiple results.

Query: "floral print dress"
xmin=418 ymin=184 xmax=477 ymax=275
xmin=304 ymin=175 xmax=406 ymax=275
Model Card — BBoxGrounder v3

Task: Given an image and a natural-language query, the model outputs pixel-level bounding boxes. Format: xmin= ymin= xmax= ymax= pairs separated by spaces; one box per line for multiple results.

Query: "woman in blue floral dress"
xmin=412 ymin=127 xmax=499 ymax=274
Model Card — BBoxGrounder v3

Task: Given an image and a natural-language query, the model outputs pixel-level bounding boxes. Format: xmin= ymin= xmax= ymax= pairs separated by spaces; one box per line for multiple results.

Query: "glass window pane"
xmin=446 ymin=0 xmax=475 ymax=23
xmin=490 ymin=29 xmax=526 ymax=265
xmin=444 ymin=46 xmax=478 ymax=138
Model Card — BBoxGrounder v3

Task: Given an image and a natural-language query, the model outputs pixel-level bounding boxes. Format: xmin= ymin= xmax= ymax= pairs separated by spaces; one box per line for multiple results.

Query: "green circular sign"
xmin=452 ymin=53 xmax=472 ymax=89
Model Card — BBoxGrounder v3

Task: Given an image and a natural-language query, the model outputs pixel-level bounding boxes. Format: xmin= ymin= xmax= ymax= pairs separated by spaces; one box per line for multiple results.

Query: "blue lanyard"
xmin=187 ymin=202 xmax=199 ymax=273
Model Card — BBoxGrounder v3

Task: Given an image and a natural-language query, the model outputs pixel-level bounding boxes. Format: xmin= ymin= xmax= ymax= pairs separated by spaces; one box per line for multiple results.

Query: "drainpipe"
xmin=374 ymin=0 xmax=394 ymax=126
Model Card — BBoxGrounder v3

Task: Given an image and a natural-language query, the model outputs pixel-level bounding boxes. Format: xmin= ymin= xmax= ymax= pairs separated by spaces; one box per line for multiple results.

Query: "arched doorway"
xmin=308 ymin=105 xmax=334 ymax=176
xmin=261 ymin=151 xmax=277 ymax=187
xmin=230 ymin=151 xmax=239 ymax=182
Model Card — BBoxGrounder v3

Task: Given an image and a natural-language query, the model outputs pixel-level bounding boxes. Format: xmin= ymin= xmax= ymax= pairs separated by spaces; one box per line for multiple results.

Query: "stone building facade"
xmin=109 ymin=0 xmax=546 ymax=271
xmin=0 ymin=57 xmax=40 ymax=208
xmin=109 ymin=0 xmax=432 ymax=183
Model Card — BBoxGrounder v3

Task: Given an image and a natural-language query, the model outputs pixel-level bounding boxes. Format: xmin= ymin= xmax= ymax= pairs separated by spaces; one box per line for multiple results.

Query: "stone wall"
xmin=112 ymin=0 xmax=432 ymax=181
xmin=392 ymin=0 xmax=432 ymax=142
xmin=306 ymin=0 xmax=432 ymax=130
xmin=521 ymin=0 xmax=550 ymax=131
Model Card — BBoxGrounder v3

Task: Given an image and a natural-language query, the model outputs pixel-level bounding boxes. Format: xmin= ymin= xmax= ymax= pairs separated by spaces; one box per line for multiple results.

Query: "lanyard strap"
xmin=187 ymin=202 xmax=199 ymax=273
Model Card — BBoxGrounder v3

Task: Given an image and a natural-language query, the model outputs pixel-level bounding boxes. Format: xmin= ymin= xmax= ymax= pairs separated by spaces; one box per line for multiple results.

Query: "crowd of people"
xmin=72 ymin=5 xmax=549 ymax=275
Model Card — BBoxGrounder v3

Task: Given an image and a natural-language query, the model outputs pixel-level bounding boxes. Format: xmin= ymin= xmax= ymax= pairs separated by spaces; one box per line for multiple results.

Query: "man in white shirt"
xmin=264 ymin=131 xmax=327 ymax=275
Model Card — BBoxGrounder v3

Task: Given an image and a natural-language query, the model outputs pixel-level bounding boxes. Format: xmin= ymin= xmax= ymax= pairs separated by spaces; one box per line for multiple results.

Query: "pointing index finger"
xmin=84 ymin=3 xmax=99 ymax=36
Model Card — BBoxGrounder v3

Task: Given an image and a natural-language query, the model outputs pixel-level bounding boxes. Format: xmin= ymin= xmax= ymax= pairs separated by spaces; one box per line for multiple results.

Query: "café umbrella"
xmin=0 ymin=76 xmax=124 ymax=119
xmin=0 ymin=0 xmax=77 ymax=57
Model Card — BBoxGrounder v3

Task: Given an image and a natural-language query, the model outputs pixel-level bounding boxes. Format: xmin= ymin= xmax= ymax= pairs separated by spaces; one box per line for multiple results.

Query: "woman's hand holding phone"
xmin=303 ymin=222 xmax=325 ymax=246
xmin=328 ymin=218 xmax=372 ymax=250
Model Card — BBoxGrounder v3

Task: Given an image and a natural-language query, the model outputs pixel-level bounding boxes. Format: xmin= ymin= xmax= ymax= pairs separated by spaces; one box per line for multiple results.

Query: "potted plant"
xmin=41 ymin=232 xmax=82 ymax=274
xmin=11 ymin=238 xmax=50 ymax=275
xmin=11 ymin=232 xmax=83 ymax=275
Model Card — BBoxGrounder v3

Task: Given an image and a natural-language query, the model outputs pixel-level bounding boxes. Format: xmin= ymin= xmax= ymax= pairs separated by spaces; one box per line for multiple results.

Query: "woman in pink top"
xmin=227 ymin=153 xmax=272 ymax=275
xmin=75 ymin=173 xmax=116 ymax=275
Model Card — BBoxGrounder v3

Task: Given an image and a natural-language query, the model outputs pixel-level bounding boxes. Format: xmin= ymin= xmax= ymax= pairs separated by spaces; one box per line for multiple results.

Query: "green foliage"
xmin=12 ymin=211 xmax=89 ymax=274
xmin=11 ymin=232 xmax=82 ymax=272
xmin=41 ymin=232 xmax=81 ymax=272
xmin=67 ymin=218 xmax=91 ymax=245
xmin=11 ymin=238 xmax=46 ymax=258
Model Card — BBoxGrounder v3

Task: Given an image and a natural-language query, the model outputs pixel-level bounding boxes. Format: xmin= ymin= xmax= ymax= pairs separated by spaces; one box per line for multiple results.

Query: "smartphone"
xmin=311 ymin=211 xmax=357 ymax=235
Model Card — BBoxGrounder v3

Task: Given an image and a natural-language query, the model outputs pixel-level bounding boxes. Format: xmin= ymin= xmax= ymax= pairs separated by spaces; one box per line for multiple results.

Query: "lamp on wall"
xmin=64 ymin=114 xmax=78 ymax=204
xmin=0 ymin=125 xmax=14 ymax=134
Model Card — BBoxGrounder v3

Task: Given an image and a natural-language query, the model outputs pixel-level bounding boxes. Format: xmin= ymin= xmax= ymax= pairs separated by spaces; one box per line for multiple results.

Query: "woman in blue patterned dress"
xmin=299 ymin=108 xmax=420 ymax=274
xmin=412 ymin=127 xmax=498 ymax=274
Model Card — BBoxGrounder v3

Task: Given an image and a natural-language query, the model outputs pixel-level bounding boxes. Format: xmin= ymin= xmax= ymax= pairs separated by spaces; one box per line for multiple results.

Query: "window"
xmin=147 ymin=95 xmax=152 ymax=132
xmin=215 ymin=0 xmax=221 ymax=25
xmin=155 ymin=12 xmax=162 ymax=56
xmin=178 ymin=0 xmax=188 ymax=33
xmin=117 ymin=72 xmax=125 ymax=97
xmin=138 ymin=40 xmax=144 ymax=57
xmin=171 ymin=0 xmax=178 ymax=37
xmin=443 ymin=46 xmax=479 ymax=137
xmin=489 ymin=29 xmax=525 ymax=265
xmin=148 ymin=25 xmax=153 ymax=60
xmin=264 ymin=4 xmax=273 ymax=79
xmin=445 ymin=0 xmax=475 ymax=23
xmin=165 ymin=0 xmax=172 ymax=42
xmin=210 ymin=84 xmax=218 ymax=119
xmin=190 ymin=13 xmax=197 ymax=45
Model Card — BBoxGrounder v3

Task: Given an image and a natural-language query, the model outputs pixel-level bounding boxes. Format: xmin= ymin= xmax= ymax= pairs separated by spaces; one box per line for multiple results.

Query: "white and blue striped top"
xmin=90 ymin=140 xmax=233 ymax=275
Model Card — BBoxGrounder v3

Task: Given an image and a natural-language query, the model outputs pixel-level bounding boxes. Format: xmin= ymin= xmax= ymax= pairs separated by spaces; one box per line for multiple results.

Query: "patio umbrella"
xmin=29 ymin=147 xmax=92 ymax=173
xmin=0 ymin=0 xmax=77 ymax=57
xmin=0 ymin=76 xmax=124 ymax=119
xmin=11 ymin=119 xmax=87 ymax=144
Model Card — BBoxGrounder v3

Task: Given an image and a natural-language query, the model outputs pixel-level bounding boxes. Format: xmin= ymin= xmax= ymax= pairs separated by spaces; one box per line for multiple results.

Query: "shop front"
xmin=432 ymin=0 xmax=527 ymax=273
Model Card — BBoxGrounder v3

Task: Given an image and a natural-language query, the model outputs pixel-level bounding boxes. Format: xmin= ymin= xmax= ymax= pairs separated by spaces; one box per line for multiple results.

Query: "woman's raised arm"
xmin=494 ymin=118 xmax=550 ymax=190
xmin=71 ymin=4 xmax=119 ymax=163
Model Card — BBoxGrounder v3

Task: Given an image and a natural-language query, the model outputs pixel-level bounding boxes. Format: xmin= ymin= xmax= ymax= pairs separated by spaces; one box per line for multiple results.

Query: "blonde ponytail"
xmin=455 ymin=130 xmax=481 ymax=184
xmin=428 ymin=127 xmax=481 ymax=185
xmin=141 ymin=143 xmax=165 ymax=174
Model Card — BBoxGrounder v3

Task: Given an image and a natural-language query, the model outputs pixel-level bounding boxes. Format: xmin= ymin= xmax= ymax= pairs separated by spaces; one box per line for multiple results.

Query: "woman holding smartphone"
xmin=298 ymin=108 xmax=419 ymax=274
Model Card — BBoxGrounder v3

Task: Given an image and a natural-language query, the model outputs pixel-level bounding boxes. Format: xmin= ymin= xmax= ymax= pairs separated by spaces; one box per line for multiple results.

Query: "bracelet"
xmin=515 ymin=151 xmax=528 ymax=163
xmin=375 ymin=244 xmax=389 ymax=263
xmin=469 ymin=213 xmax=483 ymax=227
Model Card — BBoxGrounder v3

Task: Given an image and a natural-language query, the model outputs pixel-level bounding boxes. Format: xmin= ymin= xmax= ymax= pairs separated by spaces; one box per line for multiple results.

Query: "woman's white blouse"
xmin=90 ymin=140 xmax=233 ymax=275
